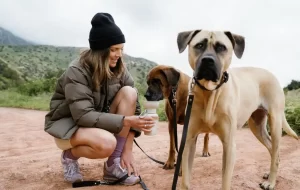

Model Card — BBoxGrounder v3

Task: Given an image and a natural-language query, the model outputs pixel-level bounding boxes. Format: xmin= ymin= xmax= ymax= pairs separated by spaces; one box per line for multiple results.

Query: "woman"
xmin=44 ymin=12 xmax=155 ymax=186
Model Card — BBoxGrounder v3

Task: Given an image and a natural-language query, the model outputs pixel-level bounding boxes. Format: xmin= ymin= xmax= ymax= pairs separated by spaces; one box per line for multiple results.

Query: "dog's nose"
xmin=144 ymin=91 xmax=151 ymax=98
xmin=201 ymin=55 xmax=216 ymax=67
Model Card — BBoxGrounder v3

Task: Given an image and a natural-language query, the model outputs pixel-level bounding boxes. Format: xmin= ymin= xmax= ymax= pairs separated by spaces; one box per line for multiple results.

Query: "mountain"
xmin=0 ymin=27 xmax=35 ymax=45
xmin=0 ymin=27 xmax=157 ymax=92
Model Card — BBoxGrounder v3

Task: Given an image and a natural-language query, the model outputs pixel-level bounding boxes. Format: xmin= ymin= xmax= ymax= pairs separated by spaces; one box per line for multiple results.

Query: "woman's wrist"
xmin=124 ymin=131 xmax=135 ymax=151
xmin=123 ymin=116 xmax=131 ymax=128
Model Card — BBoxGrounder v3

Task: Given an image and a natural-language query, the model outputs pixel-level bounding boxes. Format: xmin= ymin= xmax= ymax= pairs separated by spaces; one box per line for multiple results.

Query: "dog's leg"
xmin=181 ymin=131 xmax=198 ymax=190
xmin=248 ymin=111 xmax=272 ymax=179
xmin=164 ymin=121 xmax=176 ymax=169
xmin=202 ymin=133 xmax=211 ymax=157
xmin=259 ymin=113 xmax=282 ymax=190
xmin=218 ymin=123 xmax=237 ymax=190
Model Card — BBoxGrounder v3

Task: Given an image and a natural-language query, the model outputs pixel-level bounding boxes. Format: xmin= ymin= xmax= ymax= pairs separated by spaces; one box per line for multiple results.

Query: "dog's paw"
xmin=201 ymin=151 xmax=211 ymax=157
xmin=263 ymin=173 xmax=269 ymax=180
xmin=259 ymin=181 xmax=275 ymax=190
xmin=163 ymin=162 xmax=175 ymax=170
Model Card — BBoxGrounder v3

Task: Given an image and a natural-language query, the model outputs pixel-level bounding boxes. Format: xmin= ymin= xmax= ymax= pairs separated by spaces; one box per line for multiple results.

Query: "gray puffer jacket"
xmin=44 ymin=58 xmax=141 ymax=140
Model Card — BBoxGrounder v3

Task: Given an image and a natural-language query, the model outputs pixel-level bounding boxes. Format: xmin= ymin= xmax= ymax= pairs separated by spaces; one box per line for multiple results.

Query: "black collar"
xmin=193 ymin=71 xmax=229 ymax=91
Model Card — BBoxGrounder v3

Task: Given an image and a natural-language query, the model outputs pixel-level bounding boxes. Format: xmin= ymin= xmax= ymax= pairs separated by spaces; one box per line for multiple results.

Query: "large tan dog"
xmin=176 ymin=29 xmax=298 ymax=190
xmin=144 ymin=65 xmax=211 ymax=170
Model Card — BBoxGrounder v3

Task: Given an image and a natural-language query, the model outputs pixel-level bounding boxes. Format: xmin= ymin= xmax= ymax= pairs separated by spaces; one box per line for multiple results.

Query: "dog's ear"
xmin=224 ymin=31 xmax=245 ymax=59
xmin=177 ymin=30 xmax=201 ymax=53
xmin=160 ymin=68 xmax=180 ymax=87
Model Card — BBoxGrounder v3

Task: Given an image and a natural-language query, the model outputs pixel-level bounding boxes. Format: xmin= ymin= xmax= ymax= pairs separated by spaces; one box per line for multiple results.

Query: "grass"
xmin=0 ymin=89 xmax=52 ymax=111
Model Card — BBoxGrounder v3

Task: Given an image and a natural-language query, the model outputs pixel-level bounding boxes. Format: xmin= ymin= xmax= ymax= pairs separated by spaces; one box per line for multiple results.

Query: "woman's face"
xmin=109 ymin=43 xmax=124 ymax=68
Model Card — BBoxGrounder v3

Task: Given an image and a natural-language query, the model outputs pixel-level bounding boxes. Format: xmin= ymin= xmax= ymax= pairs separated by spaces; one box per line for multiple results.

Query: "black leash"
xmin=72 ymin=173 xmax=149 ymax=190
xmin=134 ymin=139 xmax=165 ymax=165
xmin=171 ymin=93 xmax=194 ymax=190
xmin=170 ymin=86 xmax=179 ymax=153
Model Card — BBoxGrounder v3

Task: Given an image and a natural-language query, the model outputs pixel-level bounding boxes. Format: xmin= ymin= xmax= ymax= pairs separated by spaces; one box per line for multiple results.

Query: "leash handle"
xmin=171 ymin=94 xmax=194 ymax=190
xmin=72 ymin=173 xmax=149 ymax=190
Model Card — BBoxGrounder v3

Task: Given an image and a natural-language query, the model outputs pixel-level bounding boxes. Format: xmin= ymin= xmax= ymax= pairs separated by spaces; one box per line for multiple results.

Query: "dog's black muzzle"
xmin=194 ymin=55 xmax=221 ymax=82
xmin=144 ymin=89 xmax=163 ymax=101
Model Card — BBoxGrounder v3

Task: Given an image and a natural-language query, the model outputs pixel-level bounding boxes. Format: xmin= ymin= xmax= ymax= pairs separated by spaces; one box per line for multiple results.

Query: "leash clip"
xmin=189 ymin=78 xmax=195 ymax=95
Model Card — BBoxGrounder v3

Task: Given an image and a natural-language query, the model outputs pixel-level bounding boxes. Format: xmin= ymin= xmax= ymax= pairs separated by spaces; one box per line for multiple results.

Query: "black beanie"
xmin=89 ymin=13 xmax=125 ymax=50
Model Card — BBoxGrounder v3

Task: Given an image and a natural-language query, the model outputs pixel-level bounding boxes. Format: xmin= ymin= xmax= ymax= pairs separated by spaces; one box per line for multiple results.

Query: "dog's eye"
xmin=194 ymin=43 xmax=204 ymax=50
xmin=215 ymin=43 xmax=226 ymax=52
xmin=151 ymin=79 xmax=161 ymax=85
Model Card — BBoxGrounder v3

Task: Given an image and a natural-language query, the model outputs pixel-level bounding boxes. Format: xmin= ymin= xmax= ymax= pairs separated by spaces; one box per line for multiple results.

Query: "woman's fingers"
xmin=131 ymin=163 xmax=138 ymax=176
xmin=126 ymin=162 xmax=132 ymax=176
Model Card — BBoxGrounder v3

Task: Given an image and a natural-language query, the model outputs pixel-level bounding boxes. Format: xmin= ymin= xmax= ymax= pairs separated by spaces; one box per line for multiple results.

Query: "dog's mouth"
xmin=144 ymin=89 xmax=163 ymax=101
xmin=196 ymin=67 xmax=219 ymax=82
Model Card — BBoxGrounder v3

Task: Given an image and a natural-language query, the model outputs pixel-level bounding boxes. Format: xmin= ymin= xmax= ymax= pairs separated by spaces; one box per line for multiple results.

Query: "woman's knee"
xmin=92 ymin=131 xmax=117 ymax=158
xmin=119 ymin=86 xmax=138 ymax=104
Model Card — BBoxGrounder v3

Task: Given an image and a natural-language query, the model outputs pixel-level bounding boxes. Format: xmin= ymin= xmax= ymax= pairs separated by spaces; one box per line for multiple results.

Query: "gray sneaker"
xmin=103 ymin=157 xmax=140 ymax=186
xmin=61 ymin=151 xmax=83 ymax=183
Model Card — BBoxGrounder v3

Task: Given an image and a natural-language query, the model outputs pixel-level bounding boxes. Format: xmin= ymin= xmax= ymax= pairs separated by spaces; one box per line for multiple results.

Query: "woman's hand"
xmin=120 ymin=131 xmax=138 ymax=176
xmin=120 ymin=148 xmax=138 ymax=177
xmin=123 ymin=115 xmax=155 ymax=132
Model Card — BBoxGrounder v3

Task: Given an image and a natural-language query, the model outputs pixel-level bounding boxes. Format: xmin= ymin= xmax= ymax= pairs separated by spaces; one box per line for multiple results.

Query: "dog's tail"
xmin=282 ymin=116 xmax=298 ymax=140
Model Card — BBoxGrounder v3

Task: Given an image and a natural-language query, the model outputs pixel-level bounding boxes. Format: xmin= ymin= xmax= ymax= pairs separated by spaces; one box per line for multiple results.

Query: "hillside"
xmin=0 ymin=27 xmax=34 ymax=45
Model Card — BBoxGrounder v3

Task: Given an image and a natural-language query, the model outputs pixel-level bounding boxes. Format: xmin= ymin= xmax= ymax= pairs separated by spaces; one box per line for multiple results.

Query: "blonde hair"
xmin=79 ymin=48 xmax=125 ymax=91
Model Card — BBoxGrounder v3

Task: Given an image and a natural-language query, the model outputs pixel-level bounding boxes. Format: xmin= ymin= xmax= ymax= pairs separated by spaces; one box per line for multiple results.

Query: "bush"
xmin=17 ymin=78 xmax=57 ymax=96
xmin=285 ymin=80 xmax=300 ymax=91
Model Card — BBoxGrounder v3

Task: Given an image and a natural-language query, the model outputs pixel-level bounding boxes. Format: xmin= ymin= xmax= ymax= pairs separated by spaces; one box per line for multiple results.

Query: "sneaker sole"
xmin=64 ymin=177 xmax=83 ymax=183
xmin=103 ymin=176 xmax=140 ymax=186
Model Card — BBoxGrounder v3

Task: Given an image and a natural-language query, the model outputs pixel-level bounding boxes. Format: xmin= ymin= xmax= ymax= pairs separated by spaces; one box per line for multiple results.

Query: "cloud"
xmin=0 ymin=0 xmax=300 ymax=87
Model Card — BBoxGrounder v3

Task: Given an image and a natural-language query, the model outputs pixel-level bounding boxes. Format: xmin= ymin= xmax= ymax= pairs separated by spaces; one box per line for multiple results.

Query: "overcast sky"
xmin=1 ymin=0 xmax=299 ymax=87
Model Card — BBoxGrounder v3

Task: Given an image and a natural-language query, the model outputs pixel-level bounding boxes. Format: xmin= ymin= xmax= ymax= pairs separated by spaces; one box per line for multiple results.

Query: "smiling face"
xmin=177 ymin=30 xmax=245 ymax=90
xmin=109 ymin=43 xmax=124 ymax=68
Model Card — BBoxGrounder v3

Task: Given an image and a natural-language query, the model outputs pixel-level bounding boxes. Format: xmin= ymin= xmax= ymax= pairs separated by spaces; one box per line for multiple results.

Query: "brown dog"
xmin=177 ymin=29 xmax=299 ymax=190
xmin=144 ymin=65 xmax=211 ymax=170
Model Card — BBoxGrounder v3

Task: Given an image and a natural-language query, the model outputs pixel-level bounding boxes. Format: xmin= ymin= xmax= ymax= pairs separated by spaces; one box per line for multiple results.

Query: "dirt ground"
xmin=0 ymin=107 xmax=299 ymax=190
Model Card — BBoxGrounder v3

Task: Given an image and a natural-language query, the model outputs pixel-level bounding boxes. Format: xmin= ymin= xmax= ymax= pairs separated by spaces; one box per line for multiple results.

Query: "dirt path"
xmin=0 ymin=107 xmax=299 ymax=190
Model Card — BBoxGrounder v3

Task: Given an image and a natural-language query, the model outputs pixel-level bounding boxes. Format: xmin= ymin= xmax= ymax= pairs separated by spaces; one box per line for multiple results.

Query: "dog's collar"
xmin=193 ymin=71 xmax=229 ymax=91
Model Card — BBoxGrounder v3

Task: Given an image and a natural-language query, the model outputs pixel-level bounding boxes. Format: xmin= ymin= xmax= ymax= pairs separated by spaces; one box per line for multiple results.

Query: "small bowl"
xmin=143 ymin=101 xmax=160 ymax=109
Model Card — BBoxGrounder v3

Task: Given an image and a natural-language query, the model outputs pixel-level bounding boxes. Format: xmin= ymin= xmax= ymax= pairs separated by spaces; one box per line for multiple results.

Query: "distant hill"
xmin=0 ymin=27 xmax=157 ymax=92
xmin=0 ymin=27 xmax=35 ymax=45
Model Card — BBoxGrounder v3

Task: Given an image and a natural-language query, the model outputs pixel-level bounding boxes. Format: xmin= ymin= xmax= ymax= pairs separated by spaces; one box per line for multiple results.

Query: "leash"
xmin=170 ymin=86 xmax=179 ymax=153
xmin=134 ymin=139 xmax=165 ymax=165
xmin=72 ymin=173 xmax=149 ymax=190
xmin=171 ymin=83 xmax=195 ymax=190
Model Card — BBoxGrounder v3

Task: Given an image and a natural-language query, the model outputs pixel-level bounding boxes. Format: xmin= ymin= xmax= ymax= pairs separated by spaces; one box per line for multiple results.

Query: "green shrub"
xmin=17 ymin=78 xmax=56 ymax=96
